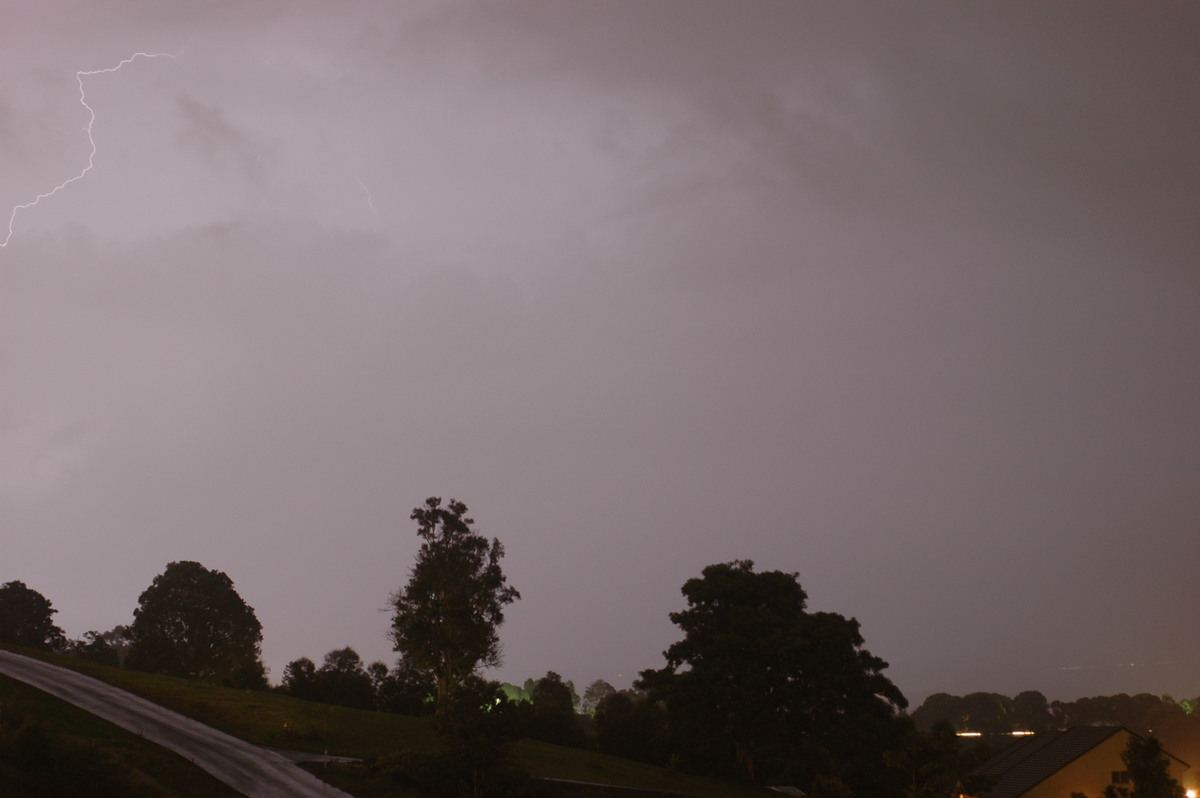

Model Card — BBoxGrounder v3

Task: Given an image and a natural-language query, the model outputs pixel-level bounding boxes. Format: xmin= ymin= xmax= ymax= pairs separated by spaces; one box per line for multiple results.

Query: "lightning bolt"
xmin=1 ymin=51 xmax=178 ymax=248
xmin=357 ymin=177 xmax=378 ymax=217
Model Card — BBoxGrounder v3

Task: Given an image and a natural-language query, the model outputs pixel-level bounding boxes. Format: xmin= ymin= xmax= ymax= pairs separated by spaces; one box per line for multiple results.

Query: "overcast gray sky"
xmin=3 ymin=1 xmax=1198 ymax=704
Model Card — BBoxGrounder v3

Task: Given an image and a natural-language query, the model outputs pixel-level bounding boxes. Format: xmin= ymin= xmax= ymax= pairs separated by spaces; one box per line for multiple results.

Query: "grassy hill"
xmin=0 ymin=671 xmax=243 ymax=798
xmin=1 ymin=647 xmax=769 ymax=797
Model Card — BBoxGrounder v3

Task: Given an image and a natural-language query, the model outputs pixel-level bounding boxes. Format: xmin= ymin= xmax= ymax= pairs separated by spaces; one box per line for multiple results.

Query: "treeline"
xmin=0 ymin=534 xmax=999 ymax=798
xmin=913 ymin=690 xmax=1200 ymax=769
xmin=278 ymin=647 xmax=432 ymax=714
xmin=13 ymin=497 xmax=1189 ymax=798
xmin=276 ymin=659 xmax=639 ymax=755
xmin=1 ymin=562 xmax=268 ymax=689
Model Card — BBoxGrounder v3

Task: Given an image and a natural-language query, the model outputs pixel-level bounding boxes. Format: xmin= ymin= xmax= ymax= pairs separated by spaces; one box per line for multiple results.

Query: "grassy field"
xmin=1 ymin=646 xmax=769 ymax=797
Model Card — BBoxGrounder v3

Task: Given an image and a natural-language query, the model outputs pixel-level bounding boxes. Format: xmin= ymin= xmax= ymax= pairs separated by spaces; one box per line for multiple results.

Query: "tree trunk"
xmin=434 ymin=674 xmax=450 ymax=718
xmin=735 ymin=741 xmax=757 ymax=783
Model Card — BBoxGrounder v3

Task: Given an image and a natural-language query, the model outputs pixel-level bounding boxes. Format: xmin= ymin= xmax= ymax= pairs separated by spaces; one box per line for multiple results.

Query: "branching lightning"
xmin=1 ymin=51 xmax=178 ymax=248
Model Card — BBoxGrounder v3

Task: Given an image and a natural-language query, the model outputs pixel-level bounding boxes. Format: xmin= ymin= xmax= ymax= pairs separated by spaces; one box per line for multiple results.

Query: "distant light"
xmin=956 ymin=732 xmax=982 ymax=737
xmin=1185 ymin=790 xmax=1194 ymax=798
xmin=1011 ymin=731 xmax=1036 ymax=736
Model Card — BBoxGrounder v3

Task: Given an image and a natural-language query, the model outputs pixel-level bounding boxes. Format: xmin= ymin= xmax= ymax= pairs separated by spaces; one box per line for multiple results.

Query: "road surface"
xmin=0 ymin=648 xmax=353 ymax=798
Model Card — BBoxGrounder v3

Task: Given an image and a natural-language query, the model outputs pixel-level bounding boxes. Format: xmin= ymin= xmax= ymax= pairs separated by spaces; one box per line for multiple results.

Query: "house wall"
xmin=1024 ymin=730 xmax=1191 ymax=798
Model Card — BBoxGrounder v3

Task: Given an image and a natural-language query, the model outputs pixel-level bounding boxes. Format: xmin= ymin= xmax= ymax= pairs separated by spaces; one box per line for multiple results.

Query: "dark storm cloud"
xmin=3 ymin=1 xmax=1199 ymax=701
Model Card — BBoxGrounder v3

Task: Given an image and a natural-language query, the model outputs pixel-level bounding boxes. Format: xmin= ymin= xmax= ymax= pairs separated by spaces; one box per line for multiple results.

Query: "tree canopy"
xmin=581 ymin=679 xmax=616 ymax=716
xmin=0 ymin=581 xmax=65 ymax=651
xmin=528 ymin=671 xmax=585 ymax=746
xmin=639 ymin=560 xmax=906 ymax=787
xmin=389 ymin=497 xmax=519 ymax=709
xmin=125 ymin=561 xmax=266 ymax=688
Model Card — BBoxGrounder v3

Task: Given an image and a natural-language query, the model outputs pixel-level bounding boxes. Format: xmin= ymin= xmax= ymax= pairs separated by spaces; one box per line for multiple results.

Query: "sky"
xmin=2 ymin=1 xmax=1199 ymax=706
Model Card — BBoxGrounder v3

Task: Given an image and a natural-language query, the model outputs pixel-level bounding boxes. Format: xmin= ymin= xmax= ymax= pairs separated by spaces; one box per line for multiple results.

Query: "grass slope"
xmin=0 ymin=673 xmax=243 ymax=798
xmin=3 ymin=646 xmax=769 ymax=797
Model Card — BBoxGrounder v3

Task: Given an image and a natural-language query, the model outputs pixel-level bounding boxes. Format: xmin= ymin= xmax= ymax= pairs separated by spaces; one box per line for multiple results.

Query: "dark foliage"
xmin=280 ymin=656 xmax=319 ymax=700
xmin=593 ymin=690 xmax=671 ymax=765
xmin=313 ymin=647 xmax=376 ymax=710
xmin=527 ymin=671 xmax=586 ymax=747
xmin=1054 ymin=694 xmax=1168 ymax=731
xmin=1123 ymin=735 xmax=1184 ymax=798
xmin=390 ymin=497 xmax=519 ymax=711
xmin=125 ymin=561 xmax=266 ymax=688
xmin=373 ymin=657 xmax=436 ymax=715
xmin=884 ymin=720 xmax=997 ymax=798
xmin=639 ymin=560 xmax=907 ymax=790
xmin=580 ymin=679 xmax=616 ymax=716
xmin=379 ymin=676 xmax=546 ymax=797
xmin=0 ymin=581 xmax=66 ymax=651
xmin=279 ymin=649 xmax=436 ymax=715
xmin=65 ymin=629 xmax=125 ymax=667
xmin=911 ymin=690 xmax=1200 ymax=770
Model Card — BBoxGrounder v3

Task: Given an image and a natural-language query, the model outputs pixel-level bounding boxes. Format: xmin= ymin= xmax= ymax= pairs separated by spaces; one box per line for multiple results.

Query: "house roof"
xmin=973 ymin=726 xmax=1128 ymax=798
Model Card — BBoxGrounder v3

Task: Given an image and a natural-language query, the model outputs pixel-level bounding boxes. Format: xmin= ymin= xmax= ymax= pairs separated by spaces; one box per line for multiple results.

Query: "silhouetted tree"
xmin=0 ymin=581 xmax=66 ymax=651
xmin=278 ymin=649 xmax=381 ymax=710
xmin=639 ymin=560 xmax=906 ymax=788
xmin=374 ymin=657 xmax=436 ymax=715
xmin=529 ymin=671 xmax=585 ymax=747
xmin=281 ymin=657 xmax=319 ymax=700
xmin=1054 ymin=694 xmax=1162 ymax=731
xmin=380 ymin=676 xmax=535 ymax=798
xmin=885 ymin=720 xmax=996 ymax=798
xmin=1012 ymin=690 xmax=1053 ymax=733
xmin=594 ymin=689 xmax=671 ymax=765
xmin=389 ymin=497 xmax=519 ymax=713
xmin=913 ymin=691 xmax=1047 ymax=735
xmin=581 ymin=679 xmax=616 ymax=716
xmin=912 ymin=693 xmax=967 ymax=731
xmin=958 ymin=692 xmax=1015 ymax=735
xmin=125 ymin=561 xmax=266 ymax=688
xmin=498 ymin=682 xmax=530 ymax=703
xmin=314 ymin=647 xmax=376 ymax=710
xmin=66 ymin=630 xmax=121 ymax=666
xmin=1123 ymin=734 xmax=1184 ymax=798
xmin=1140 ymin=702 xmax=1200 ymax=772
xmin=368 ymin=661 xmax=391 ymax=705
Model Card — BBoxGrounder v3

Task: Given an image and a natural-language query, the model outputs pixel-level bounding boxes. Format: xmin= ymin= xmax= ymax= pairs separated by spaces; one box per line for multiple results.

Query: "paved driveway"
xmin=0 ymin=649 xmax=353 ymax=798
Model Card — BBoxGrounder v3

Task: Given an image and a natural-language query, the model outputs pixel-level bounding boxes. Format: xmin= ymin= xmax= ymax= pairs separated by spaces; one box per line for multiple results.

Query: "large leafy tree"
xmin=389 ymin=497 xmax=519 ymax=710
xmin=639 ymin=560 xmax=906 ymax=787
xmin=126 ymin=561 xmax=266 ymax=688
xmin=0 ymin=581 xmax=66 ymax=650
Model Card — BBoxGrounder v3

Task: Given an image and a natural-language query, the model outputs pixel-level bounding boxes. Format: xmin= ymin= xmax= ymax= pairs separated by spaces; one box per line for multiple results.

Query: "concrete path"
xmin=0 ymin=649 xmax=353 ymax=798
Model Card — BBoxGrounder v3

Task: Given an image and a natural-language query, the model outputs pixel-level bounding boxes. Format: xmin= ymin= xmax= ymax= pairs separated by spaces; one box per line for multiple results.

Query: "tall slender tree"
xmin=389 ymin=497 xmax=519 ymax=711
